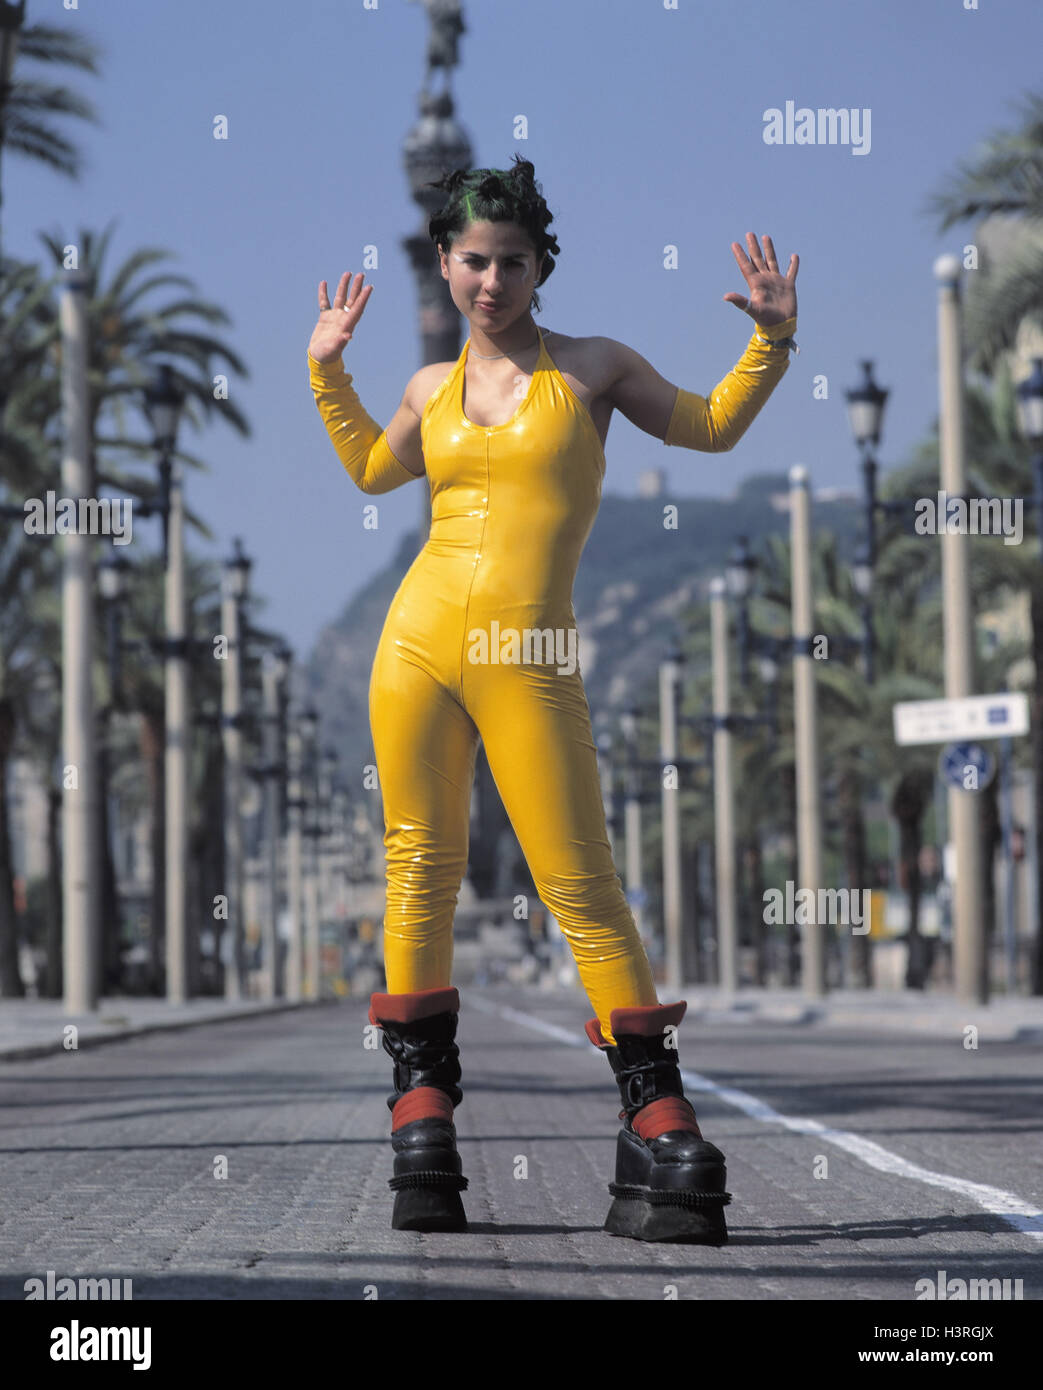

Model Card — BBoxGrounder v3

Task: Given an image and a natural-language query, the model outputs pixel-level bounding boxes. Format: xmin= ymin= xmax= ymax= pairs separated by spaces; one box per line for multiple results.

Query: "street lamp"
xmin=659 ymin=644 xmax=686 ymax=990
xmin=300 ymin=705 xmax=321 ymax=999
xmin=261 ymin=644 xmax=292 ymax=998
xmin=618 ymin=704 xmax=647 ymax=953
xmin=710 ymin=578 xmax=739 ymax=991
xmin=851 ymin=539 xmax=875 ymax=686
xmin=845 ymin=361 xmax=890 ymax=685
xmin=221 ymin=537 xmax=252 ymax=1000
xmin=844 ymin=359 xmax=889 ymax=451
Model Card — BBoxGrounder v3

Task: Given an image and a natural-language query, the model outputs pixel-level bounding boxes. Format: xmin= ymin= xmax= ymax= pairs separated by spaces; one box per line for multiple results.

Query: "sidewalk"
xmin=1 ymin=984 xmax=1040 ymax=1063
xmin=0 ymin=996 xmax=321 ymax=1062
xmin=680 ymin=985 xmax=1043 ymax=1042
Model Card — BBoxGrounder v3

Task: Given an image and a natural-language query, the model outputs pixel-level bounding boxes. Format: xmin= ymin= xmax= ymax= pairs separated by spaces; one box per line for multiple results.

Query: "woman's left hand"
xmin=723 ymin=233 xmax=798 ymax=327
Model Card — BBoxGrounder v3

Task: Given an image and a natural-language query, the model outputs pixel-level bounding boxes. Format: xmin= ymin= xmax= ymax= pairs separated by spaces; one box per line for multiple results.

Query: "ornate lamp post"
xmin=221 ymin=538 xmax=252 ymax=999
xmin=300 ymin=705 xmax=321 ymax=999
xmin=260 ymin=644 xmax=292 ymax=999
xmin=845 ymin=360 xmax=889 ymax=685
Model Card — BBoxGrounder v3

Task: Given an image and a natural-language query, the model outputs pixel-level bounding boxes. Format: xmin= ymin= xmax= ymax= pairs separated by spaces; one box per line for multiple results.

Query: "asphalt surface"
xmin=0 ymin=984 xmax=1039 ymax=1301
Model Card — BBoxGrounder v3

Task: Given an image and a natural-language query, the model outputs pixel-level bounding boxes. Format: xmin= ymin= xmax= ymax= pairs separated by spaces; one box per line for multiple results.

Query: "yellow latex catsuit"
xmin=309 ymin=315 xmax=796 ymax=1042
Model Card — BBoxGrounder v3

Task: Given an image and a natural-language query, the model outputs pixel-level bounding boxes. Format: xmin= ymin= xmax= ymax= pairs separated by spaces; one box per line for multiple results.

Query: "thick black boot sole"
xmin=391 ymin=1185 xmax=468 ymax=1233
xmin=604 ymin=1184 xmax=729 ymax=1245
xmin=388 ymin=1171 xmax=468 ymax=1233
xmin=603 ymin=1127 xmax=730 ymax=1244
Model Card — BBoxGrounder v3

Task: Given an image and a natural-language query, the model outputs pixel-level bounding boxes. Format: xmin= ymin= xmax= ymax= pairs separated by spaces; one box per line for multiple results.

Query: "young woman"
xmin=308 ymin=157 xmax=798 ymax=1243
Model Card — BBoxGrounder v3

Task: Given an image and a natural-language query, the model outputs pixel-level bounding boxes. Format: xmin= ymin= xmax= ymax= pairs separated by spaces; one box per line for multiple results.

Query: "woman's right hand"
xmin=308 ymin=271 xmax=374 ymax=364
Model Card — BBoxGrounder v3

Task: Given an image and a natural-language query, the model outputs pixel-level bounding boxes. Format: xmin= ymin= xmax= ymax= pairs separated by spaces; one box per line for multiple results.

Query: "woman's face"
xmin=439 ymin=220 xmax=545 ymax=331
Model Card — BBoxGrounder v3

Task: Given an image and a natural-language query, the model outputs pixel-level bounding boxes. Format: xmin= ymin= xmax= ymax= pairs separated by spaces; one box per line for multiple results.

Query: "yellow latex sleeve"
xmin=308 ymin=350 xmax=423 ymax=493
xmin=664 ymin=315 xmax=797 ymax=452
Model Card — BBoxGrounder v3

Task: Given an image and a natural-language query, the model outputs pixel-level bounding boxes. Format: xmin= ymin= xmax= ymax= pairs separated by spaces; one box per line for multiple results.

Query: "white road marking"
xmin=469 ymin=997 xmax=1043 ymax=1240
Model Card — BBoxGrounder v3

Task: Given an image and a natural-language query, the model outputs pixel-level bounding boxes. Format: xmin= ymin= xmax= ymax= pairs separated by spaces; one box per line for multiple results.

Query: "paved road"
xmin=0 ymin=985 xmax=1039 ymax=1300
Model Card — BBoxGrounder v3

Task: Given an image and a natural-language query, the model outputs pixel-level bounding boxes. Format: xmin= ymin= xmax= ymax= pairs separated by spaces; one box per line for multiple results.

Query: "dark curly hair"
xmin=427 ymin=156 xmax=560 ymax=314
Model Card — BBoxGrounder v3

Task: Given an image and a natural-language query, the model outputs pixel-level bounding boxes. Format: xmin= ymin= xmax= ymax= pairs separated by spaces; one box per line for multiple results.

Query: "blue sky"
xmin=7 ymin=0 xmax=1042 ymax=657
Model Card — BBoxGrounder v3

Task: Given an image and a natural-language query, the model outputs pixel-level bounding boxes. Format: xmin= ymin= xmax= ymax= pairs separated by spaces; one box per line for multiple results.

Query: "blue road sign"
xmin=939 ymin=741 xmax=995 ymax=791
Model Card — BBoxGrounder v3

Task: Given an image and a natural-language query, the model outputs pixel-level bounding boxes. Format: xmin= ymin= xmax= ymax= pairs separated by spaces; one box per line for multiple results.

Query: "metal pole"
xmin=261 ymin=655 xmax=280 ymax=1001
xmin=623 ymin=733 xmax=645 ymax=949
xmin=597 ymin=732 xmax=615 ymax=859
xmin=710 ymin=579 xmax=738 ymax=992
xmin=790 ymin=465 xmax=826 ymax=996
xmin=164 ymin=453 xmax=188 ymax=1003
xmin=302 ymin=728 xmax=321 ymax=1000
xmin=286 ymin=725 xmax=304 ymax=1002
xmin=999 ymin=735 xmax=1017 ymax=994
xmin=316 ymin=752 xmax=333 ymax=951
xmin=934 ymin=254 xmax=987 ymax=1004
xmin=221 ymin=583 xmax=245 ymax=1000
xmin=60 ymin=273 xmax=100 ymax=1014
xmin=659 ymin=656 xmax=684 ymax=992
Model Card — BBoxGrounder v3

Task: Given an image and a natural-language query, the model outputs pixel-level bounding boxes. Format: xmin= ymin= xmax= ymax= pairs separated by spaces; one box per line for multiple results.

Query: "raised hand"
xmin=722 ymin=233 xmax=798 ymax=327
xmin=309 ymin=271 xmax=374 ymax=364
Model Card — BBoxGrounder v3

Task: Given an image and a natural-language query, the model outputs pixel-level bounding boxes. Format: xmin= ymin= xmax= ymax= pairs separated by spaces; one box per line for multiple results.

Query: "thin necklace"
xmin=469 ymin=327 xmax=544 ymax=360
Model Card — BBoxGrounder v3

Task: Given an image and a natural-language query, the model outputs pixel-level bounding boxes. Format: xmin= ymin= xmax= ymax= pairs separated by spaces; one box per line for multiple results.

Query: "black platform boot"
xmin=369 ymin=986 xmax=468 ymax=1233
xmin=586 ymin=1001 xmax=731 ymax=1245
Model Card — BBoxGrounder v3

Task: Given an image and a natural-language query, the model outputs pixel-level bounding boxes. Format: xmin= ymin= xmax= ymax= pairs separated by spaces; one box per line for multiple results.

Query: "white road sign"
xmin=893 ymin=693 xmax=1029 ymax=746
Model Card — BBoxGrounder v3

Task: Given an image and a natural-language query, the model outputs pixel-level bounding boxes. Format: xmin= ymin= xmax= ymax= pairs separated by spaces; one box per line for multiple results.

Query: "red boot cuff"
xmin=391 ymin=1087 xmax=456 ymax=1132
xmin=632 ymin=1096 xmax=703 ymax=1142
xmin=609 ymin=1001 xmax=687 ymax=1037
xmin=369 ymin=987 xmax=460 ymax=1025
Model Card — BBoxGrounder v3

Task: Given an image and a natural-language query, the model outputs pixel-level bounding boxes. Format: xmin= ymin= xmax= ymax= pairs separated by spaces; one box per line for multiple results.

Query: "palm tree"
xmin=1 ymin=231 xmax=252 ymax=995
xmin=0 ymin=254 xmax=61 ymax=995
xmin=925 ymin=88 xmax=1043 ymax=377
xmin=0 ymin=9 xmax=101 ymax=279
